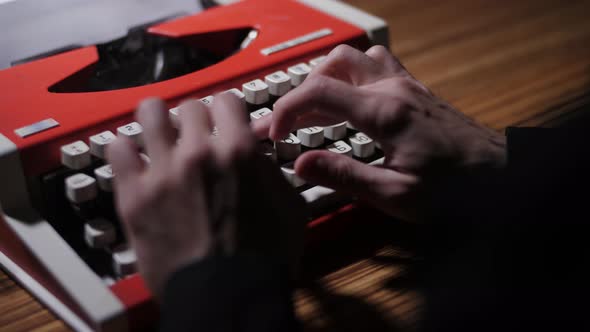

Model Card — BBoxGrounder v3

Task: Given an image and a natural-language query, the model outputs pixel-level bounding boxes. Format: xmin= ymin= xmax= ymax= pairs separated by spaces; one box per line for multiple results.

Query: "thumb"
xmin=295 ymin=150 xmax=414 ymax=203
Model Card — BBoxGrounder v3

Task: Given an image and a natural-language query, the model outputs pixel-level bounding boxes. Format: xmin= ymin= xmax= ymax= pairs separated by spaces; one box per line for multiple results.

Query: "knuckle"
xmin=387 ymin=96 xmax=412 ymax=116
xmin=307 ymin=75 xmax=330 ymax=98
xmin=391 ymin=77 xmax=414 ymax=94
xmin=330 ymin=44 xmax=356 ymax=60
xmin=367 ymin=45 xmax=389 ymax=57
xmin=368 ymin=96 xmax=411 ymax=138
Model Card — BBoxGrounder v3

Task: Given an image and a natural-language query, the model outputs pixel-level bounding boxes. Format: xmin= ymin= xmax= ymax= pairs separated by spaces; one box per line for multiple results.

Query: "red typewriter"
xmin=0 ymin=0 xmax=388 ymax=330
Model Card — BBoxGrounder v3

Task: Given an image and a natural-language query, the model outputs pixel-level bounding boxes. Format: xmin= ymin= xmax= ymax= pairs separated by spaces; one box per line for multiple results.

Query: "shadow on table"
xmin=298 ymin=208 xmax=423 ymax=332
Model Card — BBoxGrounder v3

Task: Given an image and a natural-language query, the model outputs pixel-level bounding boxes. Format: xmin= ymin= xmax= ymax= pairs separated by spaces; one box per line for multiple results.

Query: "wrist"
xmin=462 ymin=129 xmax=507 ymax=172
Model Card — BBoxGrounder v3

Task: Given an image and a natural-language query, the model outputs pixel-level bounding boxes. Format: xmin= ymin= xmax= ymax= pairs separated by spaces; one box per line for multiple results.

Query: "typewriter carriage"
xmin=49 ymin=27 xmax=256 ymax=93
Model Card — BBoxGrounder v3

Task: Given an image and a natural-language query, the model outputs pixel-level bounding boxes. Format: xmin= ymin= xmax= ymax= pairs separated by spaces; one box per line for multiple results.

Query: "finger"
xmin=365 ymin=45 xmax=407 ymax=75
xmin=251 ymin=112 xmax=273 ymax=139
xmin=311 ymin=44 xmax=385 ymax=85
xmin=106 ymin=136 xmax=144 ymax=201
xmin=210 ymin=93 xmax=256 ymax=166
xmin=270 ymin=75 xmax=370 ymax=140
xmin=251 ymin=111 xmax=340 ymax=139
xmin=136 ymin=98 xmax=176 ymax=167
xmin=177 ymin=99 xmax=212 ymax=149
xmin=295 ymin=150 xmax=413 ymax=202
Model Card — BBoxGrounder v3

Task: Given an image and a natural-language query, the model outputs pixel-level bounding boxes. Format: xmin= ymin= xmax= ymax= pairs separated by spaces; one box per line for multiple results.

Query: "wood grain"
xmin=2 ymin=0 xmax=590 ymax=331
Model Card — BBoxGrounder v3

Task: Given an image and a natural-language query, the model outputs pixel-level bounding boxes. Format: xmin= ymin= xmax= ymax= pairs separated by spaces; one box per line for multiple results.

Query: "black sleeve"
xmin=422 ymin=126 xmax=590 ymax=332
xmin=159 ymin=255 xmax=300 ymax=332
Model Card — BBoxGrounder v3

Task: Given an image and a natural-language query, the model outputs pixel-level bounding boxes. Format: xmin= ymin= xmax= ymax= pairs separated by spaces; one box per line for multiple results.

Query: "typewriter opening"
xmin=49 ymin=27 xmax=255 ymax=93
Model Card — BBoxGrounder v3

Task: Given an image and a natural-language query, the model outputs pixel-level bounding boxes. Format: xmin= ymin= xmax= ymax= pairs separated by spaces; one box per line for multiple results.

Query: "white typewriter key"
xmin=323 ymin=122 xmax=347 ymax=140
xmin=224 ymin=88 xmax=246 ymax=103
xmin=309 ymin=55 xmax=327 ymax=68
xmin=250 ymin=107 xmax=272 ymax=121
xmin=275 ymin=133 xmax=301 ymax=160
xmin=288 ymin=63 xmax=312 ymax=87
xmin=242 ymin=79 xmax=269 ymax=105
xmin=117 ymin=122 xmax=143 ymax=146
xmin=265 ymin=71 xmax=291 ymax=97
xmin=297 ymin=126 xmax=324 ymax=148
xmin=327 ymin=140 xmax=353 ymax=157
xmin=199 ymin=95 xmax=214 ymax=106
xmin=349 ymin=132 xmax=376 ymax=158
xmin=258 ymin=141 xmax=276 ymax=161
xmin=84 ymin=218 xmax=116 ymax=249
xmin=61 ymin=141 xmax=91 ymax=170
xmin=346 ymin=121 xmax=357 ymax=130
xmin=65 ymin=173 xmax=97 ymax=203
xmin=112 ymin=245 xmax=137 ymax=277
xmin=89 ymin=131 xmax=116 ymax=159
xmin=280 ymin=162 xmax=305 ymax=187
xmin=94 ymin=164 xmax=114 ymax=192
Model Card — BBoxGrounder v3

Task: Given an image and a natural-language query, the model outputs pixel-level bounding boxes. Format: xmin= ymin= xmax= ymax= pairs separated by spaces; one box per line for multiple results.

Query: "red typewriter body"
xmin=0 ymin=0 xmax=387 ymax=330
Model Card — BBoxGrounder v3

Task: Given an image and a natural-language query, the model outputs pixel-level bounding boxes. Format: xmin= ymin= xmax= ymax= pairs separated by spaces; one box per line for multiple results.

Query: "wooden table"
xmin=2 ymin=0 xmax=590 ymax=331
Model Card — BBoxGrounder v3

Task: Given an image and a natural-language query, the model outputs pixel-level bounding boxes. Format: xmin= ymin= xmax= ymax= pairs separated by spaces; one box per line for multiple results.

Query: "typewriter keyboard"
xmin=32 ymin=55 xmax=384 ymax=283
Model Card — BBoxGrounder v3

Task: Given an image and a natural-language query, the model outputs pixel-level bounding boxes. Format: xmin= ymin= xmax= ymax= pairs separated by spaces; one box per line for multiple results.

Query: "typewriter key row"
xmin=61 ymin=124 xmax=144 ymax=169
xmin=59 ymin=55 xmax=328 ymax=169
xmin=169 ymin=55 xmax=325 ymax=121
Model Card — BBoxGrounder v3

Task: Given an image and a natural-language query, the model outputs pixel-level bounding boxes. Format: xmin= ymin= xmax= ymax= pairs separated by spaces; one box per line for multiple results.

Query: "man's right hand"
xmin=254 ymin=45 xmax=506 ymax=221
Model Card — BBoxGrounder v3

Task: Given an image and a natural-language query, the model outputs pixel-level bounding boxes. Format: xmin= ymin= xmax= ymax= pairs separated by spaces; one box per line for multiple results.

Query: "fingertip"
xmin=136 ymin=98 xmax=166 ymax=125
xmin=136 ymin=97 xmax=171 ymax=127
xmin=268 ymin=119 xmax=280 ymax=141
xmin=294 ymin=150 xmax=332 ymax=180
xmin=251 ymin=115 xmax=272 ymax=139
xmin=138 ymin=97 xmax=165 ymax=112
xmin=268 ymin=125 xmax=280 ymax=141
xmin=268 ymin=95 xmax=293 ymax=140
xmin=268 ymin=112 xmax=294 ymax=141
xmin=270 ymin=128 xmax=289 ymax=141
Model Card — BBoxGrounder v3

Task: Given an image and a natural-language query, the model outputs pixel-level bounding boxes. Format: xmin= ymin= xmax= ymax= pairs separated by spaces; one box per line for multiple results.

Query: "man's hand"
xmin=254 ymin=45 xmax=506 ymax=221
xmin=107 ymin=94 xmax=306 ymax=297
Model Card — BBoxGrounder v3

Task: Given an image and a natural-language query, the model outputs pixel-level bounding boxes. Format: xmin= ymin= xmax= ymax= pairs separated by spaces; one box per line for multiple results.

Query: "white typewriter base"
xmin=0 ymin=250 xmax=93 ymax=332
